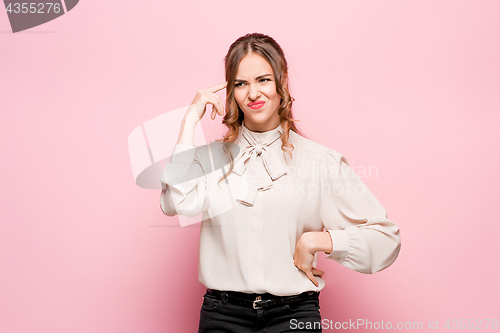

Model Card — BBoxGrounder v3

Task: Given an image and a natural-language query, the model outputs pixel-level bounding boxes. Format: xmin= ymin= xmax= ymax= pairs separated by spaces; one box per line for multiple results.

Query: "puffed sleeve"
xmin=159 ymin=143 xmax=210 ymax=217
xmin=320 ymin=149 xmax=401 ymax=274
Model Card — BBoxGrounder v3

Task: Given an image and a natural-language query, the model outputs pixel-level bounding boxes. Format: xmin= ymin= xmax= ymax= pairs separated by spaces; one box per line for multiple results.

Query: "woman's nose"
xmin=248 ymin=83 xmax=261 ymax=100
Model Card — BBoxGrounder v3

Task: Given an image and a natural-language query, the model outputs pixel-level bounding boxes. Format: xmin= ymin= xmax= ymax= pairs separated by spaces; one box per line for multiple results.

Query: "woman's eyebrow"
xmin=235 ymin=74 xmax=273 ymax=82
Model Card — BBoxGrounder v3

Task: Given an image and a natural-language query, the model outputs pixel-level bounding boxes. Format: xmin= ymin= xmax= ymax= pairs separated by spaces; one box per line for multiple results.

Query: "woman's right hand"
xmin=184 ymin=82 xmax=227 ymax=123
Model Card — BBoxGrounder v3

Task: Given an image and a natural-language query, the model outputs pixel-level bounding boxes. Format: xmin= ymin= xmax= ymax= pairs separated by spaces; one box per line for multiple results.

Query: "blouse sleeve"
xmin=159 ymin=143 xmax=210 ymax=217
xmin=320 ymin=149 xmax=401 ymax=274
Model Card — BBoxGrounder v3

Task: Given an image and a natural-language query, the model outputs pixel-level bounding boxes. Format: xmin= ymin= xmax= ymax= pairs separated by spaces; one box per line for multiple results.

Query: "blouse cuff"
xmin=170 ymin=144 xmax=196 ymax=164
xmin=325 ymin=229 xmax=349 ymax=264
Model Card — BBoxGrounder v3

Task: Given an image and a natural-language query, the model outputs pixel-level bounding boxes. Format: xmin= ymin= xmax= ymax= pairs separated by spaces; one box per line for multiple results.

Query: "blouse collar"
xmin=232 ymin=121 xmax=289 ymax=207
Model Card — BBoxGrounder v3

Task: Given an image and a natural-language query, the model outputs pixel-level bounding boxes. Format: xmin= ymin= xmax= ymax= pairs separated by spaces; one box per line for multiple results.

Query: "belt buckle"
xmin=252 ymin=295 xmax=267 ymax=310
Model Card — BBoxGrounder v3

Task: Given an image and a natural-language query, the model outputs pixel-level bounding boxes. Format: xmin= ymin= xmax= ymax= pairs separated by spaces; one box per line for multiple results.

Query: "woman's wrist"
xmin=177 ymin=116 xmax=198 ymax=145
xmin=301 ymin=231 xmax=333 ymax=254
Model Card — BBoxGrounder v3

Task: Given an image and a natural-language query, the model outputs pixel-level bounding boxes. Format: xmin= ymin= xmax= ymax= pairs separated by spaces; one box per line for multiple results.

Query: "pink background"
xmin=1 ymin=0 xmax=499 ymax=332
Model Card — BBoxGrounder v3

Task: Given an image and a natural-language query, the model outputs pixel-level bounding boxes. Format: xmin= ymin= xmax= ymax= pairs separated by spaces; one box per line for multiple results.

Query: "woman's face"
xmin=233 ymin=52 xmax=282 ymax=132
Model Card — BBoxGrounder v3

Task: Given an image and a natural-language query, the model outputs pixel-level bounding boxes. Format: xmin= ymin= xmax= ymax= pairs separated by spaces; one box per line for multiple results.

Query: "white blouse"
xmin=160 ymin=121 xmax=401 ymax=296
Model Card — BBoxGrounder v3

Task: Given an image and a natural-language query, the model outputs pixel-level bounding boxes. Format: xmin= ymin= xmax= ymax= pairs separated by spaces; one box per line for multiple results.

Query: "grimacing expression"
xmin=233 ymin=52 xmax=282 ymax=131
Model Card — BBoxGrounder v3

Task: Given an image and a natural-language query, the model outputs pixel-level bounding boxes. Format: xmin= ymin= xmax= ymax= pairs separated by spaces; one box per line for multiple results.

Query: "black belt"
xmin=207 ymin=288 xmax=319 ymax=310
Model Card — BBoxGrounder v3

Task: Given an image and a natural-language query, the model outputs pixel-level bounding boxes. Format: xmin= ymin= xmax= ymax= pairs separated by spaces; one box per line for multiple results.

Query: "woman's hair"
xmin=217 ymin=32 xmax=305 ymax=186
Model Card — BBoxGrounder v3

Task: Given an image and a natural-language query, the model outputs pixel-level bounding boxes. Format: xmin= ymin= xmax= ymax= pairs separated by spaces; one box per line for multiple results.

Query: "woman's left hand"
xmin=293 ymin=232 xmax=326 ymax=287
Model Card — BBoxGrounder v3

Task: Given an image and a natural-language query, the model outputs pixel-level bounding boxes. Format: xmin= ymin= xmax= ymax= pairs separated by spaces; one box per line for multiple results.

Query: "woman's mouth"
xmin=248 ymin=101 xmax=265 ymax=110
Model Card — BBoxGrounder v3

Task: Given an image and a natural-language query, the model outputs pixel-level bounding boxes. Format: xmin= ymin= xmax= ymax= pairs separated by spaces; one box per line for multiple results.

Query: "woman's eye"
xmin=234 ymin=79 xmax=270 ymax=87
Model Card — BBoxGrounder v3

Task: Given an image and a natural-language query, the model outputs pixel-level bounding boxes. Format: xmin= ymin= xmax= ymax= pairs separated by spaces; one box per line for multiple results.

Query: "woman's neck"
xmin=243 ymin=117 xmax=280 ymax=133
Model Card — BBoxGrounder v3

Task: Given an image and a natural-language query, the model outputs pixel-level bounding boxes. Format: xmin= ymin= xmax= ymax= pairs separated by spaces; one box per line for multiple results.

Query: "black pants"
xmin=198 ymin=289 xmax=322 ymax=332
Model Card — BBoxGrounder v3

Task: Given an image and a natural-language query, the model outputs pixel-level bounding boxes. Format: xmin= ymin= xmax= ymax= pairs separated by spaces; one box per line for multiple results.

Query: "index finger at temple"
xmin=206 ymin=82 xmax=227 ymax=93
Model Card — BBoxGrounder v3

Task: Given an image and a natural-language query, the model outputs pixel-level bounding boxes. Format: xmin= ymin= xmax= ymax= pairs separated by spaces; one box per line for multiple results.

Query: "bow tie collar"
xmin=232 ymin=121 xmax=289 ymax=207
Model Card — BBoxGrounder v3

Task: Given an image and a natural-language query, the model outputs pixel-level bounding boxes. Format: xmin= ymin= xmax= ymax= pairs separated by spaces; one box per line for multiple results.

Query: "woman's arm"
xmin=159 ymin=82 xmax=227 ymax=218
xmin=177 ymin=116 xmax=198 ymax=146
xmin=298 ymin=231 xmax=333 ymax=254
xmin=159 ymin=143 xmax=210 ymax=217
xmin=319 ymin=149 xmax=401 ymax=274
xmin=294 ymin=149 xmax=401 ymax=285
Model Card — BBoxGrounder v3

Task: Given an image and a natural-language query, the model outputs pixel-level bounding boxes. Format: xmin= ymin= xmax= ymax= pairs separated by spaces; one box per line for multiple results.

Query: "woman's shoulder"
xmin=289 ymin=130 xmax=344 ymax=159
xmin=288 ymin=131 xmax=349 ymax=170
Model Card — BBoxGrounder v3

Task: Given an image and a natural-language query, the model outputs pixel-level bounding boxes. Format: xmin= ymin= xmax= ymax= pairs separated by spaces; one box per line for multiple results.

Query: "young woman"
xmin=160 ymin=33 xmax=401 ymax=333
